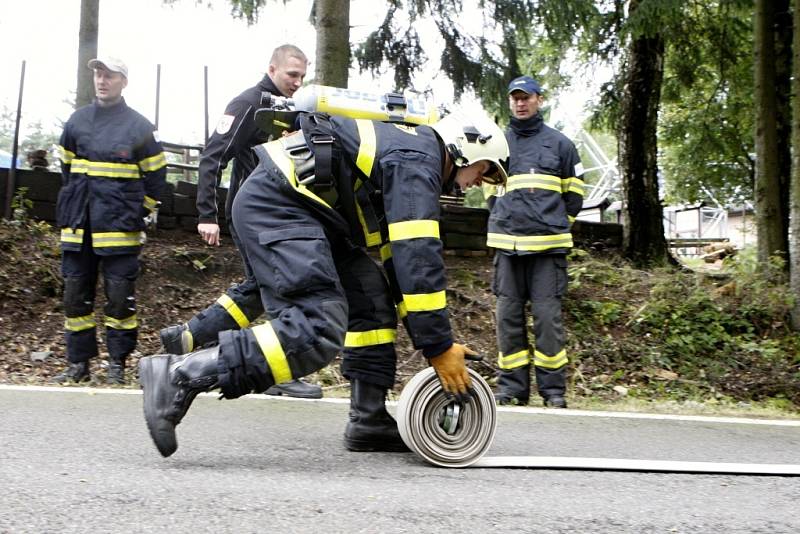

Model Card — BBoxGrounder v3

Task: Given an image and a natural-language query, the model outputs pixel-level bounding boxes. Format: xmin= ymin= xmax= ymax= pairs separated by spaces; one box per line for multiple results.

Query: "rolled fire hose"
xmin=396 ymin=368 xmax=800 ymax=475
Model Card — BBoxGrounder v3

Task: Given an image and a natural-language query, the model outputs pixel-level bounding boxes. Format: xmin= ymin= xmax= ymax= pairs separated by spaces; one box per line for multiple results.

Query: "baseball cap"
xmin=507 ymin=76 xmax=542 ymax=95
xmin=87 ymin=56 xmax=128 ymax=78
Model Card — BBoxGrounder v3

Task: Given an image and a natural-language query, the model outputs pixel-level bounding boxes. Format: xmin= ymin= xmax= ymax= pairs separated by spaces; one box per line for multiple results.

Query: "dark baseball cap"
xmin=507 ymin=76 xmax=542 ymax=95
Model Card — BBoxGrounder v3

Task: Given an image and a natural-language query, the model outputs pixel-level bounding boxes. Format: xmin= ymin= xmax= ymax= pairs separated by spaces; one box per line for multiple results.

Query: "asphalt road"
xmin=1 ymin=386 xmax=799 ymax=533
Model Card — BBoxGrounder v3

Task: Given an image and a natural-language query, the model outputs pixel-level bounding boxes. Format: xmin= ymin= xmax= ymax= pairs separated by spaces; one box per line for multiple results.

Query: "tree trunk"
xmin=76 ymin=0 xmax=99 ymax=109
xmin=790 ymin=0 xmax=800 ymax=329
xmin=617 ymin=0 xmax=669 ymax=268
xmin=313 ymin=0 xmax=351 ymax=87
xmin=774 ymin=0 xmax=792 ymax=268
xmin=753 ymin=0 xmax=785 ymax=263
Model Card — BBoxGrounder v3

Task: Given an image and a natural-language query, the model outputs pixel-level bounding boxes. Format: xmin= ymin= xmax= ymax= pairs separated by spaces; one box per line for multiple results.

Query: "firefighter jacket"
xmin=486 ymin=113 xmax=584 ymax=255
xmin=262 ymin=116 xmax=453 ymax=355
xmin=57 ymin=98 xmax=166 ymax=255
xmin=196 ymin=75 xmax=282 ymax=224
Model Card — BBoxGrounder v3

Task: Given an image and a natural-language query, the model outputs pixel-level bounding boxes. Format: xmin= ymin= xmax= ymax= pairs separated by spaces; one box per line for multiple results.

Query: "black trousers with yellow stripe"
xmin=61 ymin=231 xmax=139 ymax=363
xmin=184 ymin=232 xmax=264 ymax=350
xmin=493 ymin=252 xmax=568 ymax=399
xmin=215 ymin=155 xmax=399 ymax=399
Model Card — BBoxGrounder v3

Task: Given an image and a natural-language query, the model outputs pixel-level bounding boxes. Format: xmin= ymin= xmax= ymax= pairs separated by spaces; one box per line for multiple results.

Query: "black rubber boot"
xmin=265 ymin=379 xmax=323 ymax=399
xmin=159 ymin=323 xmax=193 ymax=355
xmin=138 ymin=346 xmax=219 ymax=457
xmin=544 ymin=395 xmax=567 ymax=408
xmin=51 ymin=361 xmax=90 ymax=384
xmin=107 ymin=357 xmax=126 ymax=385
xmin=494 ymin=365 xmax=531 ymax=405
xmin=344 ymin=380 xmax=409 ymax=452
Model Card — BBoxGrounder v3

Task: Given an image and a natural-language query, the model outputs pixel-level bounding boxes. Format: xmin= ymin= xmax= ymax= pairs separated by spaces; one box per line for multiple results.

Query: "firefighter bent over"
xmin=487 ymin=76 xmax=584 ymax=407
xmin=53 ymin=56 xmax=166 ymax=385
xmin=138 ymin=109 xmax=509 ymax=457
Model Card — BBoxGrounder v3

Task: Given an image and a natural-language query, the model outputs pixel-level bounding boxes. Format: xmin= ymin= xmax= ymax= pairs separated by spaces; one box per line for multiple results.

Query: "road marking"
xmin=1 ymin=384 xmax=798 ymax=427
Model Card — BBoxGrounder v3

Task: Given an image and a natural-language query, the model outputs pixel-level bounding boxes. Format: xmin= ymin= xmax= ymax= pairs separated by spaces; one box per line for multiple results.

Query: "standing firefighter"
xmin=487 ymin=76 xmax=584 ymax=407
xmin=138 ymin=109 xmax=508 ymax=457
xmin=53 ymin=56 xmax=166 ymax=384
xmin=159 ymin=44 xmax=321 ymax=399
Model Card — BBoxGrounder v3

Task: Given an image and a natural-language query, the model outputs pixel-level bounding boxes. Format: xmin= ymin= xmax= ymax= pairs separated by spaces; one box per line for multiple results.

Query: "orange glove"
xmin=429 ymin=343 xmax=478 ymax=403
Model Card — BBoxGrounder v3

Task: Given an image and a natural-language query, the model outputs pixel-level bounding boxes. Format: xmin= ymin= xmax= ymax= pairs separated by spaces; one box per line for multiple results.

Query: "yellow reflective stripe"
xmin=65 ymin=314 xmax=96 ymax=332
xmin=91 ymin=231 xmax=142 ymax=248
xmin=105 ymin=314 xmax=138 ymax=330
xmin=138 ymin=152 xmax=167 ymax=172
xmin=506 ymin=173 xmax=562 ymax=193
xmin=58 ymin=146 xmax=75 ymax=163
xmin=143 ymin=195 xmax=159 ymax=212
xmin=70 ymin=159 xmax=141 ymax=179
xmin=344 ymin=328 xmax=397 ymax=348
xmin=61 ymin=228 xmax=84 ymax=244
xmin=355 ymin=120 xmax=376 ymax=177
xmin=356 ymin=202 xmax=382 ymax=247
xmin=216 ymin=294 xmax=250 ymax=329
xmin=498 ymin=349 xmax=530 ymax=370
xmin=396 ymin=301 xmax=408 ymax=319
xmin=388 ymin=219 xmax=440 ymax=241
xmin=568 ymin=215 xmax=576 ymax=223
xmin=402 ymin=291 xmax=446 ymax=312
xmin=534 ymin=349 xmax=568 ymax=369
xmin=487 ymin=232 xmax=573 ymax=252
xmin=265 ymin=140 xmax=331 ymax=208
xmin=380 ymin=243 xmax=393 ymax=262
xmin=252 ymin=322 xmax=292 ymax=383
xmin=562 ymin=176 xmax=585 ymax=196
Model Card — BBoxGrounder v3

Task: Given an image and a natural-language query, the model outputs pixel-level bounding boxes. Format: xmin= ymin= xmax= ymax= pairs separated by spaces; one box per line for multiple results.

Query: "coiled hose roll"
xmin=396 ymin=367 xmax=497 ymax=468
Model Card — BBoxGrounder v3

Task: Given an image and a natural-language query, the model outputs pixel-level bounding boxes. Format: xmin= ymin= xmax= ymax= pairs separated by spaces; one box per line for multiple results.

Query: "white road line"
xmin=1 ymin=384 xmax=798 ymax=427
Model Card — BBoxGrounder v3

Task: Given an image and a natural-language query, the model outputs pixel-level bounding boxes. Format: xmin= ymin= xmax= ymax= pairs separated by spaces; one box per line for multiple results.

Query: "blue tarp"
xmin=0 ymin=149 xmax=24 ymax=169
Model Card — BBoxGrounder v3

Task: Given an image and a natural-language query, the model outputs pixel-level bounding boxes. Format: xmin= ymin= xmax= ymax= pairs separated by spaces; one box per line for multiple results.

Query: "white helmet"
xmin=430 ymin=108 xmax=509 ymax=185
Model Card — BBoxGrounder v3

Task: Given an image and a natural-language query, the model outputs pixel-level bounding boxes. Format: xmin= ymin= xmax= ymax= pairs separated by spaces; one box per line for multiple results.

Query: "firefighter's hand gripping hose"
xmin=396 ymin=366 xmax=497 ymax=468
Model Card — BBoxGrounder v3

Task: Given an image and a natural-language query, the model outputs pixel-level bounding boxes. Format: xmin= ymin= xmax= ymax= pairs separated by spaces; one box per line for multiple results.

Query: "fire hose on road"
xmin=396 ymin=368 xmax=800 ymax=476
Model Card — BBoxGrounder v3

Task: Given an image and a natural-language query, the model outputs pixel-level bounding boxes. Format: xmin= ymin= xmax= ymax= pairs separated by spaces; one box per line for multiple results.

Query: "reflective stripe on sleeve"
xmin=388 ymin=219 xmax=440 ymax=241
xmin=58 ymin=146 xmax=75 ymax=164
xmin=252 ymin=322 xmax=293 ymax=384
xmin=402 ymin=290 xmax=447 ymax=312
xmin=61 ymin=228 xmax=84 ymax=244
xmin=138 ymin=152 xmax=167 ymax=172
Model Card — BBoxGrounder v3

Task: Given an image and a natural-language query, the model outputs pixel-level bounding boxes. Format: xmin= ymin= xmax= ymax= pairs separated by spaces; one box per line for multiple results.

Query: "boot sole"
xmin=139 ymin=356 xmax=179 ymax=457
xmin=343 ymin=437 xmax=411 ymax=453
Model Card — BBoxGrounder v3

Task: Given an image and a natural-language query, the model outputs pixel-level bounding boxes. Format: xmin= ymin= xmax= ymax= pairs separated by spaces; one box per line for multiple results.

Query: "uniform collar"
xmin=258 ymin=74 xmax=281 ymax=96
xmin=93 ymin=97 xmax=128 ymax=114
xmin=509 ymin=112 xmax=543 ymax=136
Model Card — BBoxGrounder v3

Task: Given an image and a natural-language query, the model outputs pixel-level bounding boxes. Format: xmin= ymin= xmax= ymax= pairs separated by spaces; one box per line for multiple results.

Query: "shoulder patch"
xmin=215 ymin=114 xmax=236 ymax=135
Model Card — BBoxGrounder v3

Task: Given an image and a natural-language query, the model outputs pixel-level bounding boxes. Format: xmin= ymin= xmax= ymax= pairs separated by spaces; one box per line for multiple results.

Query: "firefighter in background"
xmin=138 ymin=109 xmax=509 ymax=458
xmin=158 ymin=44 xmax=321 ymax=399
xmin=487 ymin=76 xmax=584 ymax=408
xmin=53 ymin=56 xmax=166 ymax=385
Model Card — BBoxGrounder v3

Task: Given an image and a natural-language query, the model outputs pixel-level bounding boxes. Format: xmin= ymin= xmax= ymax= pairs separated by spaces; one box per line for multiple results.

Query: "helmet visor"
xmin=482 ymin=161 xmax=507 ymax=186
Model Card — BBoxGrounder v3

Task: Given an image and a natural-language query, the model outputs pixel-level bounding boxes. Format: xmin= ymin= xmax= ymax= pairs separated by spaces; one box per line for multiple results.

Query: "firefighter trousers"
xmin=61 ymin=231 xmax=139 ymax=363
xmin=215 ymin=156 xmax=399 ymax=399
xmin=493 ymin=252 xmax=568 ymax=398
